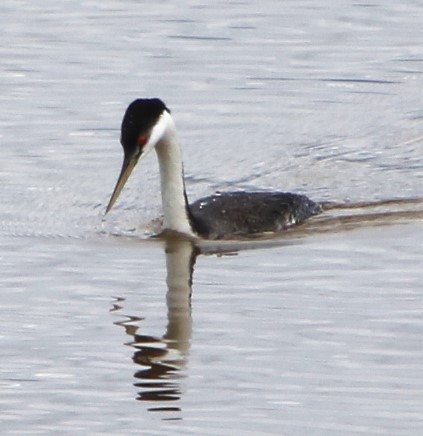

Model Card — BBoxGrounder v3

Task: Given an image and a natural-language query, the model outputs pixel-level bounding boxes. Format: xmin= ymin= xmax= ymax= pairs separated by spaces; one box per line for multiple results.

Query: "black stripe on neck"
xmin=183 ymin=190 xmax=209 ymax=238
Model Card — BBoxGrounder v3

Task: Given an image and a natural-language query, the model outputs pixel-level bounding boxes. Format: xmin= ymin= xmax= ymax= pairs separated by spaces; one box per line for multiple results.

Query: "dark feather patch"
xmin=188 ymin=191 xmax=321 ymax=239
xmin=120 ymin=98 xmax=169 ymax=155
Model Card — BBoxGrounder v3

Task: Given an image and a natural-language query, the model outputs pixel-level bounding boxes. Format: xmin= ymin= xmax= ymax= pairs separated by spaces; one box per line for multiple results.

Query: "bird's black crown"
xmin=120 ymin=98 xmax=169 ymax=152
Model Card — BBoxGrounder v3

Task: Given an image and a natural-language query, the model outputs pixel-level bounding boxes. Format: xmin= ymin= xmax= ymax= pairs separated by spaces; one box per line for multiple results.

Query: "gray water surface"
xmin=1 ymin=1 xmax=423 ymax=435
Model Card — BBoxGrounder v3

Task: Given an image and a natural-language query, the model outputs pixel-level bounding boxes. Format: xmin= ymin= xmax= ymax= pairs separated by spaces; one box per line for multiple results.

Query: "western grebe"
xmin=106 ymin=98 xmax=321 ymax=239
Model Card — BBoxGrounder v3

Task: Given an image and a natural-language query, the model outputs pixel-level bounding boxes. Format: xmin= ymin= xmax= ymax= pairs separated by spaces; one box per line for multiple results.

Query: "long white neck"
xmin=154 ymin=112 xmax=196 ymax=238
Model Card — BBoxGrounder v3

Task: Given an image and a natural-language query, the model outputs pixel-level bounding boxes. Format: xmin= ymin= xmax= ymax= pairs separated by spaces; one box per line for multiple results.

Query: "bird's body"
xmin=106 ymin=98 xmax=321 ymax=240
xmin=188 ymin=191 xmax=320 ymax=239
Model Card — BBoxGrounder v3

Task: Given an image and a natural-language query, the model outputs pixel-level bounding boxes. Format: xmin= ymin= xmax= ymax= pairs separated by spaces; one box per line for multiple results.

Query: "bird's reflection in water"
xmin=112 ymin=235 xmax=199 ymax=416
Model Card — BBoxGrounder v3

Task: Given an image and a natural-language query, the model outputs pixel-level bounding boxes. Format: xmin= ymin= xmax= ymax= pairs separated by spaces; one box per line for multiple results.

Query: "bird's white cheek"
xmin=147 ymin=111 xmax=175 ymax=150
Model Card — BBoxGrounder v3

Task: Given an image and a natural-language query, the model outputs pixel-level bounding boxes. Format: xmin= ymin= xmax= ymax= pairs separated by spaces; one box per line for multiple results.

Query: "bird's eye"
xmin=137 ymin=135 xmax=148 ymax=146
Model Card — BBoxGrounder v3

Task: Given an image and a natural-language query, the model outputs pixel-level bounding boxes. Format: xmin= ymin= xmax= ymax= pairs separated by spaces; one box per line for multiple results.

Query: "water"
xmin=1 ymin=1 xmax=423 ymax=434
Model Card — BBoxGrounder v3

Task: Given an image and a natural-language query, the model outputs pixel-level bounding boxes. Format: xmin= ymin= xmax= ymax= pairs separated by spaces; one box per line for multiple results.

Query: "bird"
xmin=106 ymin=98 xmax=321 ymax=240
